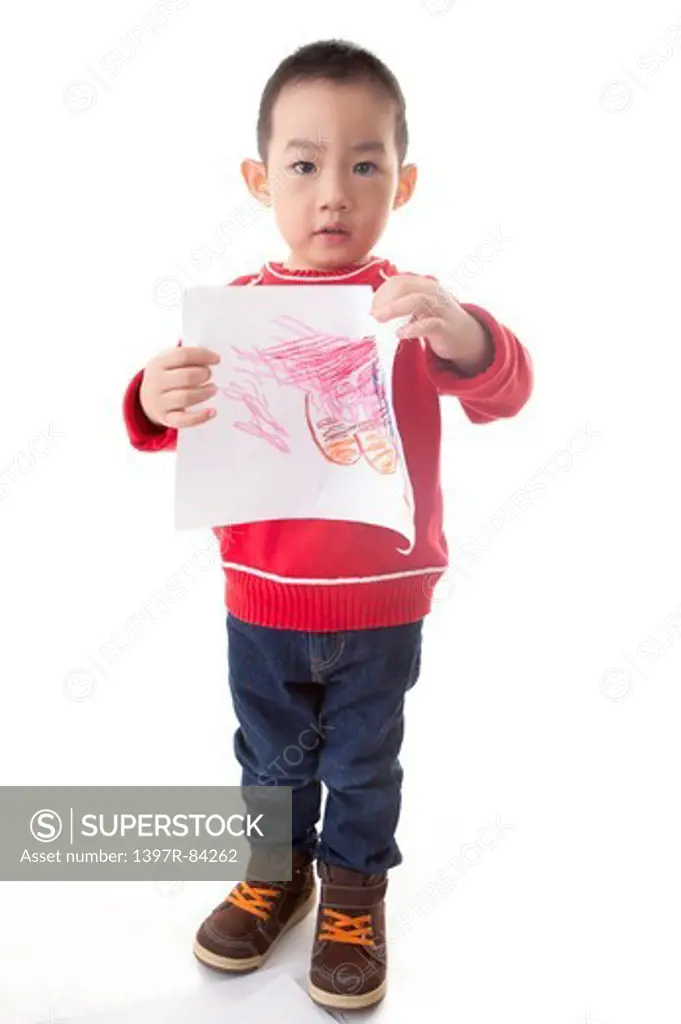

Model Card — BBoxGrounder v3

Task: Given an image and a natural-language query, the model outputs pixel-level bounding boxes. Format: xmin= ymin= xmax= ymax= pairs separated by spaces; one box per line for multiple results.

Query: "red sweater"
xmin=123 ymin=257 xmax=533 ymax=631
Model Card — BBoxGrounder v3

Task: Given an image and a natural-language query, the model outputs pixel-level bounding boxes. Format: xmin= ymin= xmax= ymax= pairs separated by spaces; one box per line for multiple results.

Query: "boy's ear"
xmin=241 ymin=158 xmax=271 ymax=205
xmin=393 ymin=163 xmax=417 ymax=209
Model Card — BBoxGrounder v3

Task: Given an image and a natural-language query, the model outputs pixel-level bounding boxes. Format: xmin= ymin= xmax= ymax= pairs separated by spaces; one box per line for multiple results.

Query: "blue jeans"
xmin=226 ymin=612 xmax=424 ymax=875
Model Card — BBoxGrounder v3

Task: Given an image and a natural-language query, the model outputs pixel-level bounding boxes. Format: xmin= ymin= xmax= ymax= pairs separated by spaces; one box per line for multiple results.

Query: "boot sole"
xmin=192 ymin=884 xmax=317 ymax=973
xmin=308 ymin=977 xmax=387 ymax=1010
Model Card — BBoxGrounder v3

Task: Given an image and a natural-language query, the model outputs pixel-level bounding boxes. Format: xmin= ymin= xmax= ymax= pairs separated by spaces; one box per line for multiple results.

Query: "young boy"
xmin=123 ymin=39 xmax=533 ymax=1012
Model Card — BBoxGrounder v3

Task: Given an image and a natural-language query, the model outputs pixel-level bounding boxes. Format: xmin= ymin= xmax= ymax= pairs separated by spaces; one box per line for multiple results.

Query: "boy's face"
xmin=242 ymin=79 xmax=417 ymax=270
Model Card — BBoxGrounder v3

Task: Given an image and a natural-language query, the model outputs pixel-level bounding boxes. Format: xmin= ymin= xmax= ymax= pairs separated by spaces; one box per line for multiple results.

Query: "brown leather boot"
xmin=308 ymin=862 xmax=388 ymax=1010
xmin=193 ymin=851 xmax=316 ymax=972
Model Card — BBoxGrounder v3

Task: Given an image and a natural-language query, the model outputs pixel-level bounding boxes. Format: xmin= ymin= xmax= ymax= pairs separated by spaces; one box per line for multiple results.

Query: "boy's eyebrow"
xmin=351 ymin=141 xmax=386 ymax=153
xmin=283 ymin=139 xmax=386 ymax=154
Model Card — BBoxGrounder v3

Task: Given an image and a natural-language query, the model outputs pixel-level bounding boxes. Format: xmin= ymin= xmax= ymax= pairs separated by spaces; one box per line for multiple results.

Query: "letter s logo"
xmin=30 ymin=809 xmax=63 ymax=843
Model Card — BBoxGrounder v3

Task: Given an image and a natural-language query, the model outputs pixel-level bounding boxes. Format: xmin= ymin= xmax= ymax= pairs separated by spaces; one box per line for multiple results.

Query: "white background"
xmin=1 ymin=0 xmax=680 ymax=1021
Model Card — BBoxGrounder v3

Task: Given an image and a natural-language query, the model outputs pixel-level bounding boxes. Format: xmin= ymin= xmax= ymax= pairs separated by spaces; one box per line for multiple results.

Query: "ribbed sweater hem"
xmin=224 ymin=568 xmax=443 ymax=631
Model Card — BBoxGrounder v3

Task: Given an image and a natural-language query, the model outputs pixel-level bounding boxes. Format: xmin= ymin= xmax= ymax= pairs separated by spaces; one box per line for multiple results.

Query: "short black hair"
xmin=257 ymin=39 xmax=408 ymax=165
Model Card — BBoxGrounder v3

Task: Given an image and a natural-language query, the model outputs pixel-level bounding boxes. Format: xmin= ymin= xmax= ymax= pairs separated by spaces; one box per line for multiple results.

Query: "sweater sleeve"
xmin=122 ymin=366 xmax=178 ymax=452
xmin=122 ymin=272 xmax=260 ymax=453
xmin=423 ymin=302 xmax=533 ymax=424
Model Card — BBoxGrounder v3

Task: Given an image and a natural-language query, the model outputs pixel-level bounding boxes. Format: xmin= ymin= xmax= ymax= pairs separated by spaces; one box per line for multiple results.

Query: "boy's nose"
xmin=318 ymin=173 xmax=352 ymax=211
xmin=320 ymin=193 xmax=350 ymax=212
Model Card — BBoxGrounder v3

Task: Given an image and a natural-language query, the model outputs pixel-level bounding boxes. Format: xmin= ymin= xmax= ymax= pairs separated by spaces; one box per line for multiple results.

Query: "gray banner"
xmin=0 ymin=786 xmax=292 ymax=881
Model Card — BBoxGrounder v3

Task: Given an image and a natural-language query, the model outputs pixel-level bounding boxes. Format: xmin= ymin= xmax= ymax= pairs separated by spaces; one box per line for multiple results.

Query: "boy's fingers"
xmin=164 ymin=407 xmax=216 ymax=429
xmin=373 ymin=292 xmax=436 ymax=323
xmin=161 ymin=365 xmax=214 ymax=390
xmin=374 ymin=274 xmax=436 ymax=302
xmin=396 ymin=316 xmax=444 ymax=338
xmin=164 ymin=384 xmax=218 ymax=410
xmin=164 ymin=346 xmax=221 ymax=368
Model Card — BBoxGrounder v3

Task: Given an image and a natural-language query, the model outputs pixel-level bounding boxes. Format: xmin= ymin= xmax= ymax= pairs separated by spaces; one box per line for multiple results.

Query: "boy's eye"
xmin=288 ymin=159 xmax=379 ymax=176
xmin=291 ymin=160 xmax=316 ymax=174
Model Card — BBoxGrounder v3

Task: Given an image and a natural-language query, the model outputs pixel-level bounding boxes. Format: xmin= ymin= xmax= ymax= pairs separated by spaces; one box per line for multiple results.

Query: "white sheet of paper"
xmin=175 ymin=285 xmax=415 ymax=553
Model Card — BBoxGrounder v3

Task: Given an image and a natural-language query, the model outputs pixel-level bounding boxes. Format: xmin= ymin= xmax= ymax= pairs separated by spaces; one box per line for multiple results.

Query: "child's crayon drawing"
xmin=177 ymin=284 xmax=415 ymax=550
xmin=219 ymin=377 xmax=291 ymax=453
xmin=219 ymin=315 xmax=398 ymax=474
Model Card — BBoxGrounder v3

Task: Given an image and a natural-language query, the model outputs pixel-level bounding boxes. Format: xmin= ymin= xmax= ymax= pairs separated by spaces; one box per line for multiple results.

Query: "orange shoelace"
xmin=318 ymin=908 xmax=374 ymax=946
xmin=226 ymin=881 xmax=281 ymax=921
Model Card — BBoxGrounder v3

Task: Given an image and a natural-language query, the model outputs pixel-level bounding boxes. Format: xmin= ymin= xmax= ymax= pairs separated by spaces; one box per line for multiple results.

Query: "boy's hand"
xmin=371 ymin=274 xmax=493 ymax=375
xmin=140 ymin=345 xmax=221 ymax=429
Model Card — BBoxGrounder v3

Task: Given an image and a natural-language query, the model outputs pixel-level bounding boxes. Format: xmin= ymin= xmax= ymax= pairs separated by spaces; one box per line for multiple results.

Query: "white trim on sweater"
xmin=264 ymin=258 xmax=387 ymax=282
xmin=221 ymin=562 xmax=446 ymax=585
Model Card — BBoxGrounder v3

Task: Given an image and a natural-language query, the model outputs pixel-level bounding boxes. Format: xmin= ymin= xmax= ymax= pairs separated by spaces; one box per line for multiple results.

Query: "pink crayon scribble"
xmin=218 ymin=377 xmax=291 ymax=453
xmin=220 ymin=315 xmax=399 ymax=474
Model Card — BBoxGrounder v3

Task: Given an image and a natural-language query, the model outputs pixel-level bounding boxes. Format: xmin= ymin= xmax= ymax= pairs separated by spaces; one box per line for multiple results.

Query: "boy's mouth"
xmin=315 ymin=224 xmax=351 ymax=236
xmin=314 ymin=224 xmax=352 ymax=246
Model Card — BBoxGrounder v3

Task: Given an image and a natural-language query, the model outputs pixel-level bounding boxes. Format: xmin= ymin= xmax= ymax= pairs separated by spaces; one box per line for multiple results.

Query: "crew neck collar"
xmin=262 ymin=256 xmax=388 ymax=282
